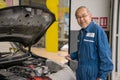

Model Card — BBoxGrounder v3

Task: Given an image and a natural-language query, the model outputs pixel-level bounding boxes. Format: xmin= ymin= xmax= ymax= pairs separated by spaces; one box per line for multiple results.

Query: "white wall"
xmin=70 ymin=0 xmax=110 ymax=30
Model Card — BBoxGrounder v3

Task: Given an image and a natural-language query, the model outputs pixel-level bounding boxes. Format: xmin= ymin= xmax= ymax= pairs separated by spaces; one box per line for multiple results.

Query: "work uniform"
xmin=70 ymin=21 xmax=113 ymax=80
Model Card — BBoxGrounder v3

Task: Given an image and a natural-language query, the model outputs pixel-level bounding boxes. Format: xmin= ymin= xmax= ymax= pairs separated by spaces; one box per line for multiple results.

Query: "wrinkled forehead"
xmin=76 ymin=8 xmax=88 ymax=15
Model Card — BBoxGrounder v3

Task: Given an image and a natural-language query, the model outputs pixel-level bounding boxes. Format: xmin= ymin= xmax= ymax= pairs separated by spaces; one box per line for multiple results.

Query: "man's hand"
xmin=65 ymin=54 xmax=71 ymax=60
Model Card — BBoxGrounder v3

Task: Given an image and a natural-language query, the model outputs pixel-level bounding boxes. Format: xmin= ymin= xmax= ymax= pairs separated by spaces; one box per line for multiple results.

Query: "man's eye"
xmin=76 ymin=14 xmax=88 ymax=19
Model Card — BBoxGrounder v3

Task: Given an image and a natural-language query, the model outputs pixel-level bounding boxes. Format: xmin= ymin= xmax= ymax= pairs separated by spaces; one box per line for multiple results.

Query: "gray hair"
xmin=75 ymin=6 xmax=91 ymax=17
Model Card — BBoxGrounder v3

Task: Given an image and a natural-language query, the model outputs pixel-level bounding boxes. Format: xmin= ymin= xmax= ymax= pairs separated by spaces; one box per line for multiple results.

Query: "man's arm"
xmin=97 ymin=29 xmax=113 ymax=80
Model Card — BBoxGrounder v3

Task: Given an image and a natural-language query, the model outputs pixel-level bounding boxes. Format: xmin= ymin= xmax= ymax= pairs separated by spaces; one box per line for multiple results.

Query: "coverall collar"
xmin=82 ymin=21 xmax=94 ymax=32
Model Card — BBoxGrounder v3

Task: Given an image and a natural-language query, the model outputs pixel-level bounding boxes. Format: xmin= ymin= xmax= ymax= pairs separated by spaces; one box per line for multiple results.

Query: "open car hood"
xmin=0 ymin=6 xmax=55 ymax=46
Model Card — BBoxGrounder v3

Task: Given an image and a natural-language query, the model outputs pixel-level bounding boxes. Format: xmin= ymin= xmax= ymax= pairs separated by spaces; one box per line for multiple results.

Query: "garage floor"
xmin=31 ymin=47 xmax=68 ymax=64
xmin=112 ymin=72 xmax=120 ymax=80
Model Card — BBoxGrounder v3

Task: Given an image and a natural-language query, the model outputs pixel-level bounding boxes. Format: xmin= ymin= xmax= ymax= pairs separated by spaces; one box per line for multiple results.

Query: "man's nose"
xmin=80 ymin=17 xmax=84 ymax=21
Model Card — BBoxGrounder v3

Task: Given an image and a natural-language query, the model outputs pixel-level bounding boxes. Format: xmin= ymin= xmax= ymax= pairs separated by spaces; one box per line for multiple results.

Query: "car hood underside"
xmin=0 ymin=6 xmax=55 ymax=46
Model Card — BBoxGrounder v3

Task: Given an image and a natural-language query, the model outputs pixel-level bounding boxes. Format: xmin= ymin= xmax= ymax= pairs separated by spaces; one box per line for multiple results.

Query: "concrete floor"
xmin=112 ymin=72 xmax=120 ymax=80
xmin=31 ymin=47 xmax=68 ymax=64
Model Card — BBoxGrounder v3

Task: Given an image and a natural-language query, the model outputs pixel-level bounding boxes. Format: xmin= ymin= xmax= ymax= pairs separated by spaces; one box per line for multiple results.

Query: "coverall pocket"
xmin=83 ymin=40 xmax=97 ymax=60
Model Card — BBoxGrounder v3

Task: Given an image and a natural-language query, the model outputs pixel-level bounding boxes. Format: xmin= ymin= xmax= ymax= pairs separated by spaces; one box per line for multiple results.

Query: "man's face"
xmin=76 ymin=8 xmax=92 ymax=29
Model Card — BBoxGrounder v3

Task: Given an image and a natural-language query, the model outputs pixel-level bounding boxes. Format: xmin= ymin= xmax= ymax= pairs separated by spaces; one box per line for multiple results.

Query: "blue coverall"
xmin=70 ymin=21 xmax=113 ymax=80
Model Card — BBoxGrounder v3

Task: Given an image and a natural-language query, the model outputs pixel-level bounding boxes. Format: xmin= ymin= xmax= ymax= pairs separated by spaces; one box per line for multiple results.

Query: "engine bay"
xmin=0 ymin=57 xmax=62 ymax=80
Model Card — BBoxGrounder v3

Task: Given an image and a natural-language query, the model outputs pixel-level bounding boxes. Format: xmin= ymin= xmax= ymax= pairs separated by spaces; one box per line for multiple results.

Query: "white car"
xmin=0 ymin=6 xmax=76 ymax=80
